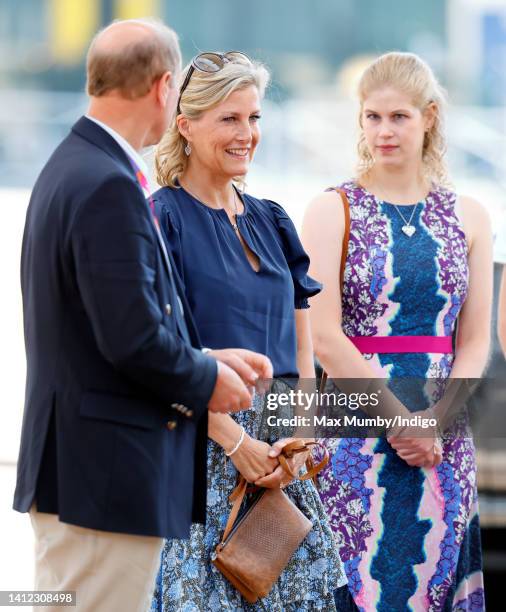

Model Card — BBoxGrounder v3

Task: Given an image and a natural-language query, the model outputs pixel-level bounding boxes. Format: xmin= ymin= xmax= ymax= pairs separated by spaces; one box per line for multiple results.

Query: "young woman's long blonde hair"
xmin=156 ymin=55 xmax=270 ymax=188
xmin=357 ymin=52 xmax=450 ymax=186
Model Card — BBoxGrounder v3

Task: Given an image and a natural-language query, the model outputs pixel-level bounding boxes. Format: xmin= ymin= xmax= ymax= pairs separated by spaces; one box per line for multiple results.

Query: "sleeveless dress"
xmin=149 ymin=185 xmax=348 ymax=611
xmin=316 ymin=181 xmax=485 ymax=611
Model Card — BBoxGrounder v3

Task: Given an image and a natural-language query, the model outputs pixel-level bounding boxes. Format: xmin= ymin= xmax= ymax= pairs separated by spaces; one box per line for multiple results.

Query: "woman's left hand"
xmin=254 ymin=438 xmax=309 ymax=488
xmin=388 ymin=434 xmax=443 ymax=468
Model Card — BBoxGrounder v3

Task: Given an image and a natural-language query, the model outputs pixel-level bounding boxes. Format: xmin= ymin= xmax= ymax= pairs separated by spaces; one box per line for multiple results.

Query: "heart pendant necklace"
xmin=394 ymin=203 xmax=419 ymax=237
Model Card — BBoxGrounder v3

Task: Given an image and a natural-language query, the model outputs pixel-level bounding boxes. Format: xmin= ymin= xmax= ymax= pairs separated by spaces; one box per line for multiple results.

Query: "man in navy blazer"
xmin=13 ymin=18 xmax=272 ymax=611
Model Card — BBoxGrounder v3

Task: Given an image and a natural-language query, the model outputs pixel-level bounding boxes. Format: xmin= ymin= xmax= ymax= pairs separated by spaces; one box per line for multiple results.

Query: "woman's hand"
xmin=229 ymin=434 xmax=279 ymax=483
xmin=388 ymin=433 xmax=443 ymax=468
xmin=254 ymin=438 xmax=309 ymax=489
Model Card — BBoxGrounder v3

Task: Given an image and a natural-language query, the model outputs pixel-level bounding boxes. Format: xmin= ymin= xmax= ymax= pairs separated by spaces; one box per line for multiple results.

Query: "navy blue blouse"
xmin=152 ymin=186 xmax=321 ymax=377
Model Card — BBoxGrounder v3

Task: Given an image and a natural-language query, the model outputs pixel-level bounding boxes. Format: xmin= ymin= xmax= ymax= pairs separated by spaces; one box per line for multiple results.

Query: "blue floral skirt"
xmin=151 ymin=390 xmax=347 ymax=611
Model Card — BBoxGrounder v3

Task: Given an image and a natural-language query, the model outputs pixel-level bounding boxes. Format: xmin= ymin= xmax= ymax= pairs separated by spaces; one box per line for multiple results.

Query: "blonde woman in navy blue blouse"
xmin=149 ymin=53 xmax=353 ymax=611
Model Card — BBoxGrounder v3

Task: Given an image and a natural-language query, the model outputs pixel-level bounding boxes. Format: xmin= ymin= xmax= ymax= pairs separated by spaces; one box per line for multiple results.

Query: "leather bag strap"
xmin=277 ymin=440 xmax=328 ymax=481
xmin=221 ymin=477 xmax=248 ymax=542
xmin=336 ymin=188 xmax=350 ymax=287
xmin=320 ymin=187 xmax=350 ymax=393
xmin=221 ymin=439 xmax=329 ymax=543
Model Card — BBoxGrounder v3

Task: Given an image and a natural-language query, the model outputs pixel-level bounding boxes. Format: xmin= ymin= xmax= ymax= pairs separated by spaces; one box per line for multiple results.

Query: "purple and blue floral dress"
xmin=317 ymin=181 xmax=485 ymax=611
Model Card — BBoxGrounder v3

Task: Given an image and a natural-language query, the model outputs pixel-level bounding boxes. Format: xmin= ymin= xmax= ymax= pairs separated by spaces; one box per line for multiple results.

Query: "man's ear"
xmin=156 ymin=71 xmax=172 ymax=107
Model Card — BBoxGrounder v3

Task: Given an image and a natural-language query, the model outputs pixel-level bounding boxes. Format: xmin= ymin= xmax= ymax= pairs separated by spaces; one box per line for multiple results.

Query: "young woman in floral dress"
xmin=303 ymin=52 xmax=492 ymax=611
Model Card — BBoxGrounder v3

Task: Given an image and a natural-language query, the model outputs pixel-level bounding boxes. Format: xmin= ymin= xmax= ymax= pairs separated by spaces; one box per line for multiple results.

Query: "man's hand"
xmin=208 ymin=349 xmax=273 ymax=388
xmin=207 ymin=362 xmax=253 ymax=413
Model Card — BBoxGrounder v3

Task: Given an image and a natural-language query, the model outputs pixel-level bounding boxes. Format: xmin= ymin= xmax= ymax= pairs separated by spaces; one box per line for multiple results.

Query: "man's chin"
xmin=145 ymin=131 xmax=163 ymax=148
xmin=146 ymin=122 xmax=171 ymax=148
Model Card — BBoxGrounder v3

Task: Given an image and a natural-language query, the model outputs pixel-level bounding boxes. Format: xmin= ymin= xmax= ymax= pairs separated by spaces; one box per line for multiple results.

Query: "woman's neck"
xmin=361 ymin=165 xmax=431 ymax=205
xmin=179 ymin=164 xmax=237 ymax=211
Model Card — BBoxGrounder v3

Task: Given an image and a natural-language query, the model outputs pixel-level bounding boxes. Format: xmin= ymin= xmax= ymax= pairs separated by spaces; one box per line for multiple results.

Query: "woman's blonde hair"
xmin=156 ymin=54 xmax=270 ymax=188
xmin=356 ymin=52 xmax=449 ymax=186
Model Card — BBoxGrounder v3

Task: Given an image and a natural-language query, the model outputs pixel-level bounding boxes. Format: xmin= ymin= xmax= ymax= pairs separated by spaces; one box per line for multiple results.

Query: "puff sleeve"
xmin=268 ymin=199 xmax=322 ymax=308
xmin=152 ymin=197 xmax=186 ymax=283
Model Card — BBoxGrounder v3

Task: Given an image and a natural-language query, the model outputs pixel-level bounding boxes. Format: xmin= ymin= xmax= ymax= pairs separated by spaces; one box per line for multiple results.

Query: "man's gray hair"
xmin=86 ymin=18 xmax=181 ymax=99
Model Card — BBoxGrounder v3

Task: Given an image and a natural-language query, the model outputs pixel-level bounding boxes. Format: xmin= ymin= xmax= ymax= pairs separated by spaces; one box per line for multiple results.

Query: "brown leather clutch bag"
xmin=211 ymin=439 xmax=329 ymax=603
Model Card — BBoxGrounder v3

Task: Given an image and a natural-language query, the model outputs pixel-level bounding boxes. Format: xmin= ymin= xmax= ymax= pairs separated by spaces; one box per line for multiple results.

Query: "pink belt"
xmin=349 ymin=335 xmax=452 ymax=354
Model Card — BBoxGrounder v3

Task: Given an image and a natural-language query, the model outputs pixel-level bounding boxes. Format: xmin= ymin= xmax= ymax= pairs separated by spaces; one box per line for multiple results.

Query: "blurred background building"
xmin=0 ymin=0 xmax=505 ymax=601
xmin=1 ymin=0 xmax=505 ymax=194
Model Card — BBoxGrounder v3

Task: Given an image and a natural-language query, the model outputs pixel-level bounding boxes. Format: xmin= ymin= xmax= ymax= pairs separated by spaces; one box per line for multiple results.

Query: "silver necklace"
xmin=393 ymin=202 xmax=419 ymax=237
xmin=373 ymin=182 xmax=426 ymax=237
xmin=231 ymin=188 xmax=239 ymax=232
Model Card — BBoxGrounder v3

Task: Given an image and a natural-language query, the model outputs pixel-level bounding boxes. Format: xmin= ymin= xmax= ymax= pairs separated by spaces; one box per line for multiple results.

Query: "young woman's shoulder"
xmin=303 ymin=187 xmax=348 ymax=236
xmin=458 ymin=194 xmax=490 ymax=220
xmin=456 ymin=194 xmax=492 ymax=250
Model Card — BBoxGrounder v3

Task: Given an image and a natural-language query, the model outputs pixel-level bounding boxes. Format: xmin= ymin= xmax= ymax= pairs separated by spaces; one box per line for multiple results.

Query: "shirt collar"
xmin=85 ymin=115 xmax=149 ymax=177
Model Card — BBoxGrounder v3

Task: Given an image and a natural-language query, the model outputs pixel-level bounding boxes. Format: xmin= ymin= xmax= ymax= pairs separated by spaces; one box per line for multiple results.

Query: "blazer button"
xmin=165 ymin=303 xmax=172 ymax=316
xmin=166 ymin=420 xmax=177 ymax=430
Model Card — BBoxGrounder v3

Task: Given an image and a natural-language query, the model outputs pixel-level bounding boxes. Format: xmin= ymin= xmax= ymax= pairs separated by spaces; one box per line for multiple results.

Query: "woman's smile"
xmin=225 ymin=147 xmax=250 ymax=158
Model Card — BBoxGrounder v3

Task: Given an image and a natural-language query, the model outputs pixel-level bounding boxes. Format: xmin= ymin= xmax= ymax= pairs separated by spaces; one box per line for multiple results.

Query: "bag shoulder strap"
xmin=319 ymin=187 xmax=350 ymax=393
xmin=221 ymin=477 xmax=248 ymax=543
xmin=333 ymin=187 xmax=351 ymax=287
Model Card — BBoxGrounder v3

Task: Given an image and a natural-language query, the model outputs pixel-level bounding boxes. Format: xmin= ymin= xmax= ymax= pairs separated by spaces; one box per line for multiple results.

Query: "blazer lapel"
xmin=71 ymin=116 xmax=192 ymax=343
xmin=132 ymin=171 xmax=192 ymax=344
xmin=171 ymin=263 xmax=203 ymax=348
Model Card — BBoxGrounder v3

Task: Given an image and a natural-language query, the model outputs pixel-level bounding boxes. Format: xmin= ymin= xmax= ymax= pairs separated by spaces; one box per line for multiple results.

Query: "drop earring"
xmin=184 ymin=142 xmax=191 ymax=156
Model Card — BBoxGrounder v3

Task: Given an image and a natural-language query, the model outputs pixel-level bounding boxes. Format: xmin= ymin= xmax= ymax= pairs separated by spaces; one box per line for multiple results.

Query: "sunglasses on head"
xmin=176 ymin=51 xmax=252 ymax=115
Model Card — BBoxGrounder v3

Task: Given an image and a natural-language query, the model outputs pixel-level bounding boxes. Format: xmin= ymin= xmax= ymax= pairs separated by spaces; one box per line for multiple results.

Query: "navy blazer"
xmin=13 ymin=116 xmax=217 ymax=538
